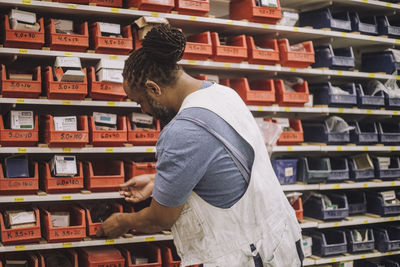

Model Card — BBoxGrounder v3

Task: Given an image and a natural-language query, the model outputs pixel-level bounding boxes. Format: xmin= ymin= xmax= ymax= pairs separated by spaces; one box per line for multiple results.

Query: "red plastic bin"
xmin=219 ymin=78 xmax=230 ymax=87
xmin=89 ymin=0 xmax=123 ymax=7
xmin=229 ymin=0 xmax=282 ymax=24
xmin=247 ymin=37 xmax=280 ymax=65
xmin=0 ymin=114 xmax=39 ymax=147
xmin=0 ymin=64 xmax=42 ymax=98
xmin=125 ymin=161 xmax=156 ymax=179
xmin=79 ymin=247 xmax=125 ymax=267
xmin=122 ymin=244 xmax=162 ymax=267
xmin=268 ymin=119 xmax=303 ymax=145
xmin=1 ymin=252 xmax=38 ymax=267
xmin=230 ymin=77 xmax=275 ymax=106
xmin=126 ymin=0 xmax=174 ymax=13
xmin=278 ymin=39 xmax=315 ymax=68
xmin=55 ymin=0 xmax=88 ymax=3
xmin=89 ymin=116 xmax=127 ymax=147
xmin=292 ymin=197 xmax=303 ymax=221
xmin=45 ymin=66 xmax=88 ymax=100
xmin=183 ymin=32 xmax=212 ymax=60
xmin=211 ymin=33 xmax=248 ymax=63
xmin=3 ymin=15 xmax=45 ymax=49
xmin=41 ymin=205 xmax=86 ymax=243
xmin=40 ymin=161 xmax=84 ymax=193
xmin=0 ymin=207 xmax=41 ymax=245
xmin=274 ymin=79 xmax=309 ymax=107
xmin=43 ymin=115 xmax=89 ymax=148
xmin=85 ymin=202 xmax=122 ymax=237
xmin=194 ymin=74 xmax=208 ymax=81
xmin=161 ymin=244 xmax=201 ymax=267
xmin=46 ymin=19 xmax=89 ymax=52
xmin=88 ymin=67 xmax=126 ymax=101
xmin=127 ymin=118 xmax=160 ymax=146
xmin=0 ymin=162 xmax=39 ymax=195
xmin=90 ymin=23 xmax=133 ymax=55
xmin=173 ymin=0 xmax=209 ymax=16
xmin=83 ymin=160 xmax=125 ymax=192
xmin=38 ymin=249 xmax=78 ymax=267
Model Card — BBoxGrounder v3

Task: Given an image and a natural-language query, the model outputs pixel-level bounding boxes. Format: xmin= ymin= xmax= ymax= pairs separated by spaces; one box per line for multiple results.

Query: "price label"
xmin=62 ymin=148 xmax=71 ymax=153
xmin=293 ymin=27 xmax=299 ymax=32
xmin=333 ymin=222 xmax=339 ymax=227
xmin=67 ymin=4 xmax=77 ymax=9
xmin=390 ymin=217 xmax=395 ymax=221
xmin=341 ymin=32 xmax=347 ymax=37
xmin=64 ymin=52 xmax=73 ymax=57
xmin=16 ymin=98 xmax=25 ymax=104
xmin=18 ymin=148 xmax=27 ymax=153
xmin=145 ymin=236 xmax=156 ymax=242
xmin=369 ymin=36 xmax=374 ymax=41
xmin=22 ymin=0 xmax=31 ymax=4
xmin=333 ymin=184 xmax=341 ymax=189
xmin=362 ymin=0 xmax=368 ymax=2
xmin=391 ymin=182 xmax=396 ymax=186
xmin=62 ymin=100 xmax=71 ymax=105
xmin=368 ymin=73 xmax=375 ymax=78
xmin=366 ymin=109 xmax=372 ymax=114
xmin=284 ymin=107 xmax=291 ymax=112
xmin=388 ymin=252 xmax=393 ymax=255
xmin=396 ymin=40 xmax=400 ymax=45
xmin=61 ymin=195 xmax=72 ymax=201
xmin=226 ymin=20 xmax=234 ymax=25
xmin=189 ymin=16 xmax=197 ymax=21
xmin=106 ymin=147 xmax=114 ymax=153
xmin=15 ymin=245 xmax=26 ymax=251
xmin=290 ymin=68 xmax=297 ymax=72
xmin=338 ymin=108 xmax=344 ymax=113
xmin=364 ymin=146 xmax=369 ymax=151
xmin=109 ymin=55 xmax=118 ymax=60
xmin=257 ymin=106 xmax=264 ymax=111
xmin=337 ymin=70 xmax=343 ymax=76
xmin=62 ymin=242 xmax=73 ymax=248
xmin=363 ymin=220 xmax=368 ymax=224
xmin=393 ymin=111 xmax=399 ymax=115
xmin=146 ymin=147 xmax=155 ymax=153
xmin=330 ymin=258 xmax=336 ymax=263
xmin=363 ymin=183 xmax=368 ymax=188
xmin=188 ymin=60 xmax=196 ymax=65
xmin=286 ymin=146 xmax=293 ymax=152
xmin=151 ymin=12 xmax=159 ymax=17
xmin=258 ymin=65 xmax=264 ymax=70
xmin=105 ymin=239 xmax=115 ymax=245
xmin=19 ymin=49 xmax=27 ymax=54
xmin=110 ymin=8 xmax=119 ymax=13
xmin=361 ymin=254 xmax=366 ymax=259
xmin=336 ymin=146 xmax=342 ymax=151
xmin=390 ymin=146 xmax=396 ymax=151
xmin=224 ymin=63 xmax=231 ymax=68
xmin=107 ymin=101 xmax=115 ymax=107
xmin=262 ymin=24 xmax=269 ymax=29
xmin=14 ymin=197 xmax=24 ymax=202
xmin=387 ymin=2 xmax=392 ymax=7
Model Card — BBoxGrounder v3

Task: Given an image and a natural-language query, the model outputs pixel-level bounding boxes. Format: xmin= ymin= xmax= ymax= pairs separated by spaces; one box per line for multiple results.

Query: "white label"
xmin=98 ymin=22 xmax=121 ymax=35
xmin=53 ymin=116 xmax=77 ymax=131
xmin=284 ymin=167 xmax=293 ymax=177
xmin=51 ymin=155 xmax=77 ymax=177
xmin=93 ymin=112 xmax=117 ymax=125
xmin=10 ymin=111 xmax=34 ymax=129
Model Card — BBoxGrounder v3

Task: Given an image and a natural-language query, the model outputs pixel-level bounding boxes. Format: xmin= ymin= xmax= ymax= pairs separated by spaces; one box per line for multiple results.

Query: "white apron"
xmin=170 ymin=83 xmax=302 ymax=267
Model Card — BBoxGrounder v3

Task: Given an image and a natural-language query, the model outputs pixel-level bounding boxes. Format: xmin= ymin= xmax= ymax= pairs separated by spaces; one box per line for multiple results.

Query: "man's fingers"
xmin=120 ymin=178 xmax=137 ymax=188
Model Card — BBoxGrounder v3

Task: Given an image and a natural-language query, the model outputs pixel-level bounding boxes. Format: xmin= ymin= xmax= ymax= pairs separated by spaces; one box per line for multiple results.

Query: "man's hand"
xmin=120 ymin=174 xmax=155 ymax=203
xmin=96 ymin=213 xmax=131 ymax=238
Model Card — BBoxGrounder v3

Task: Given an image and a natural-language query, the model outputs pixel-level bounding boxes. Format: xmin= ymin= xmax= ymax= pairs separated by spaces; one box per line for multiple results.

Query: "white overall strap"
xmin=176 ymin=115 xmax=251 ymax=184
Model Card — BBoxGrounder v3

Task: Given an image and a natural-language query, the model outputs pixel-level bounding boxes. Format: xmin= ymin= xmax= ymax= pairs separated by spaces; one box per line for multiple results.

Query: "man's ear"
xmin=145 ymin=80 xmax=162 ymax=97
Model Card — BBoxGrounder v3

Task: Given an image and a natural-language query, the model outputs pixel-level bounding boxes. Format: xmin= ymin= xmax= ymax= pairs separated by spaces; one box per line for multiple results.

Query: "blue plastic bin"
xmin=362 ymin=50 xmax=400 ymax=75
xmin=383 ymin=258 xmax=400 ymax=267
xmin=306 ymin=229 xmax=348 ymax=257
xmin=373 ymin=156 xmax=400 ymax=180
xmin=344 ymin=191 xmax=367 ymax=215
xmin=378 ymin=122 xmax=400 ymax=144
xmin=354 ymin=260 xmax=380 ymax=267
xmin=297 ymin=157 xmax=331 ymax=184
xmin=374 ymin=225 xmax=400 ymax=252
xmin=367 ymin=191 xmax=400 ymax=216
xmin=313 ymin=45 xmax=355 ymax=70
xmin=349 ymin=121 xmax=379 ymax=144
xmin=346 ymin=228 xmax=375 ymax=253
xmin=303 ymin=193 xmax=349 ymax=221
xmin=350 ymin=13 xmax=378 ymax=35
xmin=378 ymin=16 xmax=400 ymax=38
xmin=348 ymin=156 xmax=375 ymax=181
xmin=271 ymin=159 xmax=298 ymax=185
xmin=302 ymin=121 xmax=350 ymax=144
xmin=327 ymin=157 xmax=350 ymax=183
xmin=309 ymin=82 xmax=357 ymax=107
xmin=300 ymin=8 xmax=351 ymax=32
xmin=356 ymin=84 xmax=385 ymax=109
xmin=385 ymin=92 xmax=400 ymax=110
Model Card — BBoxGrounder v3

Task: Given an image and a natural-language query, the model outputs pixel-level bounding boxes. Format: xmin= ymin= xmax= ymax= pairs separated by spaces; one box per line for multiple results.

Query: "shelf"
xmin=0 ymin=146 xmax=156 ymax=153
xmin=303 ymin=257 xmax=315 ymax=266
xmin=0 ymin=0 xmax=399 ymax=48
xmin=314 ymin=250 xmax=400 ymax=265
xmin=283 ymin=180 xmax=400 ymax=191
xmin=0 ymin=192 xmax=122 ymax=203
xmin=0 ymin=234 xmax=173 ymax=252
xmin=302 ymin=214 xmax=400 ymax=229
xmin=272 ymin=145 xmax=400 ymax=153
xmin=282 ymin=183 xmax=320 ymax=191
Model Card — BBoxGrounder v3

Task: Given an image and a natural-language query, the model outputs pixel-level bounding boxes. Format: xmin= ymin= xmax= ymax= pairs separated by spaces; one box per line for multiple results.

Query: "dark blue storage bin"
xmin=362 ymin=50 xmax=400 ymax=75
xmin=383 ymin=258 xmax=400 ymax=267
xmin=356 ymin=84 xmax=385 ymax=109
xmin=348 ymin=156 xmax=375 ymax=181
xmin=372 ymin=156 xmax=400 ymax=180
xmin=302 ymin=121 xmax=350 ymax=144
xmin=385 ymin=92 xmax=400 ymax=110
xmin=300 ymin=8 xmax=351 ymax=32
xmin=346 ymin=228 xmax=375 ymax=253
xmin=313 ymin=45 xmax=355 ymax=70
xmin=349 ymin=121 xmax=379 ymax=144
xmin=303 ymin=193 xmax=349 ymax=220
xmin=271 ymin=159 xmax=298 ymax=185
xmin=378 ymin=16 xmax=400 ymax=38
xmin=374 ymin=225 xmax=400 ymax=252
xmin=378 ymin=122 xmax=400 ymax=144
xmin=306 ymin=229 xmax=347 ymax=257
xmin=350 ymin=13 xmax=378 ymax=35
xmin=354 ymin=260 xmax=380 ymax=267
xmin=309 ymin=82 xmax=357 ymax=107
xmin=297 ymin=157 xmax=330 ymax=184
xmin=344 ymin=191 xmax=367 ymax=215
xmin=367 ymin=191 xmax=400 ymax=216
xmin=327 ymin=157 xmax=350 ymax=183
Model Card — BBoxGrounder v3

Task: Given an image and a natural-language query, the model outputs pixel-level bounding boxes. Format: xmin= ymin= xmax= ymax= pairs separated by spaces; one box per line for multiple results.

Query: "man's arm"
xmin=97 ymin=198 xmax=184 ymax=238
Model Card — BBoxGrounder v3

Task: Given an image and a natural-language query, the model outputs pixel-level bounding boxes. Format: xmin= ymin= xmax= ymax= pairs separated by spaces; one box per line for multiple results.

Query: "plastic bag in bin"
xmin=325 ymin=116 xmax=355 ymax=133
xmin=283 ymin=77 xmax=304 ymax=92
xmin=255 ymin=118 xmax=282 ymax=156
xmin=285 ymin=192 xmax=302 ymax=205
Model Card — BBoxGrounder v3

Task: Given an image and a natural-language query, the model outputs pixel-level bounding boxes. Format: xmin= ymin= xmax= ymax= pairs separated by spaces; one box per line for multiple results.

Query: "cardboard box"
xmin=10 ymin=223 xmax=36 ymax=229
xmin=130 ymin=112 xmax=153 ymax=125
xmin=302 ymin=235 xmax=312 ymax=258
xmin=50 ymin=155 xmax=78 ymax=177
xmin=95 ymin=125 xmax=117 ymax=131
xmin=134 ymin=16 xmax=168 ymax=40
xmin=96 ymin=59 xmax=125 ymax=71
xmin=10 ymin=110 xmax=34 ymax=130
xmin=96 ymin=68 xmax=123 ymax=83
xmin=98 ymin=22 xmax=121 ymax=35
xmin=61 ymin=69 xmax=85 ymax=82
xmin=5 ymin=259 xmax=28 ymax=267
xmin=5 ymin=155 xmax=30 ymax=178
xmin=4 ymin=210 xmax=36 ymax=228
xmin=53 ymin=116 xmax=77 ymax=131
xmin=54 ymin=19 xmax=74 ymax=34
xmin=9 ymin=9 xmax=36 ymax=24
xmin=51 ymin=211 xmax=70 ymax=227
xmin=54 ymin=57 xmax=82 ymax=69
xmin=9 ymin=73 xmax=33 ymax=81
xmin=93 ymin=112 xmax=117 ymax=126
xmin=10 ymin=19 xmax=40 ymax=31
xmin=135 ymin=258 xmax=149 ymax=264
xmin=352 ymin=153 xmax=373 ymax=170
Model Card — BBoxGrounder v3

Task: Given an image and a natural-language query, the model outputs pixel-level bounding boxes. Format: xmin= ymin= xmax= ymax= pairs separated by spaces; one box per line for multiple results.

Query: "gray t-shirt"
xmin=153 ymin=82 xmax=254 ymax=208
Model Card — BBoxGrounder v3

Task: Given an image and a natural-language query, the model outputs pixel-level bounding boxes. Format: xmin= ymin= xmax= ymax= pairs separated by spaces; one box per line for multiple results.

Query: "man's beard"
xmin=145 ymin=92 xmax=177 ymax=126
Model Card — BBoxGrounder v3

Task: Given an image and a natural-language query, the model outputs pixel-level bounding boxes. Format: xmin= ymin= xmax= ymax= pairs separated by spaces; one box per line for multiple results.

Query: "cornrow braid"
xmin=123 ymin=24 xmax=186 ymax=91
